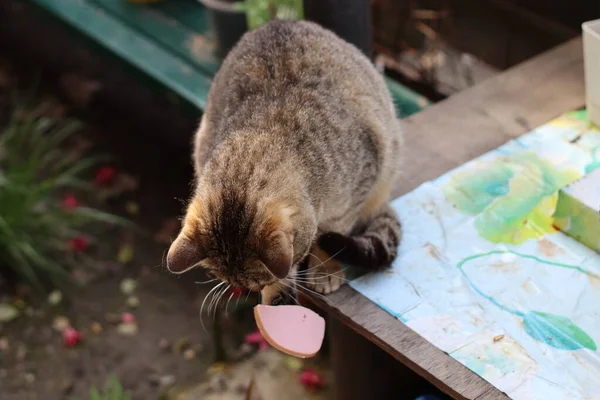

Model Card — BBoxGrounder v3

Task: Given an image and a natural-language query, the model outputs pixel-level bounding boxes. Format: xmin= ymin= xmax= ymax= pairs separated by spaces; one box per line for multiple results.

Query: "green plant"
xmin=0 ymin=102 xmax=126 ymax=291
xmin=89 ymin=375 xmax=132 ymax=400
xmin=236 ymin=0 xmax=303 ymax=30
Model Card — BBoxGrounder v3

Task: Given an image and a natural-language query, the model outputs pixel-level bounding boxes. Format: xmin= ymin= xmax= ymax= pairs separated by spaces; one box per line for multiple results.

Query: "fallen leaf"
xmin=53 ymin=316 xmax=71 ymax=332
xmin=16 ymin=345 xmax=27 ymax=361
xmin=71 ymin=268 xmax=95 ymax=285
xmin=125 ymin=201 xmax=140 ymax=215
xmin=59 ymin=74 xmax=102 ymax=109
xmin=101 ymin=173 xmax=140 ymax=199
xmin=91 ymin=322 xmax=102 ymax=334
xmin=13 ymin=299 xmax=25 ymax=309
xmin=126 ymin=296 xmax=140 ymax=308
xmin=117 ymin=245 xmax=134 ymax=264
xmin=158 ymin=338 xmax=170 ymax=351
xmin=0 ymin=303 xmax=20 ymax=322
xmin=183 ymin=348 xmax=196 ymax=360
xmin=105 ymin=313 xmax=121 ymax=324
xmin=47 ymin=290 xmax=63 ymax=306
xmin=154 ymin=218 xmax=181 ymax=244
xmin=120 ymin=278 xmax=137 ymax=295
xmin=207 ymin=362 xmax=226 ymax=375
xmin=284 ymin=356 xmax=303 ymax=371
xmin=69 ymin=135 xmax=94 ymax=158
xmin=172 ymin=337 xmax=190 ymax=354
xmin=493 ymin=334 xmax=504 ymax=342
xmin=117 ymin=322 xmax=138 ymax=336
xmin=37 ymin=99 xmax=67 ymax=118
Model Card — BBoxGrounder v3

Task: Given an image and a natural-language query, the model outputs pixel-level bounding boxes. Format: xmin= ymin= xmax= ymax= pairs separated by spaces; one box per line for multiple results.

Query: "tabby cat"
xmin=167 ymin=20 xmax=402 ymax=305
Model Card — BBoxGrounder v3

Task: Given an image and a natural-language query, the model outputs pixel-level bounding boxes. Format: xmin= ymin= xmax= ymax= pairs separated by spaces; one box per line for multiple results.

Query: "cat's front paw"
xmin=305 ymin=246 xmax=345 ymax=294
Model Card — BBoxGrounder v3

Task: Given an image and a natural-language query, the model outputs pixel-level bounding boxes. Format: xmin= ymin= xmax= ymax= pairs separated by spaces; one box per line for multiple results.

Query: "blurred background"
xmin=0 ymin=0 xmax=596 ymax=399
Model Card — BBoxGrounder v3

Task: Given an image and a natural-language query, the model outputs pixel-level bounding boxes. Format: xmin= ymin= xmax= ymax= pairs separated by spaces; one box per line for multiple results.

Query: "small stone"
xmin=117 ymin=322 xmax=138 ymax=336
xmin=183 ymin=348 xmax=196 ymax=360
xmin=208 ymin=363 xmax=226 ymax=375
xmin=91 ymin=322 xmax=102 ymax=334
xmin=120 ymin=278 xmax=137 ymax=295
xmin=13 ymin=299 xmax=25 ymax=309
xmin=125 ymin=201 xmax=140 ymax=215
xmin=53 ymin=316 xmax=71 ymax=332
xmin=16 ymin=345 xmax=27 ymax=361
xmin=284 ymin=356 xmax=304 ymax=371
xmin=159 ymin=375 xmax=176 ymax=388
xmin=24 ymin=372 xmax=35 ymax=384
xmin=61 ymin=378 xmax=74 ymax=395
xmin=126 ymin=296 xmax=140 ymax=308
xmin=0 ymin=303 xmax=20 ymax=322
xmin=117 ymin=245 xmax=134 ymax=265
xmin=105 ymin=313 xmax=121 ymax=324
xmin=158 ymin=338 xmax=170 ymax=351
xmin=47 ymin=290 xmax=63 ymax=306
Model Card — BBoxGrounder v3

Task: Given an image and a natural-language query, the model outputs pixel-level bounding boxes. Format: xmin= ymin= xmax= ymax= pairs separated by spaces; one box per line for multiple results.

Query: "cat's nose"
xmin=167 ymin=238 xmax=203 ymax=274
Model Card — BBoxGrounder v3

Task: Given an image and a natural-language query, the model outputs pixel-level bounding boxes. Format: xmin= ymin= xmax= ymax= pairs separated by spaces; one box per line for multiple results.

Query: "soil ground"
xmin=0 ymin=53 xmax=333 ymax=400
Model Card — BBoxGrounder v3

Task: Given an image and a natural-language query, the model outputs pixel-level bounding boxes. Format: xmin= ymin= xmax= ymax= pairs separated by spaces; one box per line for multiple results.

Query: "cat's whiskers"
xmin=225 ymin=292 xmax=235 ymax=317
xmin=195 ymin=277 xmax=218 ymax=284
xmin=210 ymin=284 xmax=231 ymax=317
xmin=199 ymin=281 xmax=225 ymax=331
xmin=299 ymin=248 xmax=346 ymax=273
xmin=286 ymin=279 xmax=331 ymax=304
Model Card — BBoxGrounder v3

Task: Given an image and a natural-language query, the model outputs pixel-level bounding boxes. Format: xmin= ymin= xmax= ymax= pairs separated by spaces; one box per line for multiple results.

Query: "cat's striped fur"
xmin=167 ymin=20 xmax=402 ymax=303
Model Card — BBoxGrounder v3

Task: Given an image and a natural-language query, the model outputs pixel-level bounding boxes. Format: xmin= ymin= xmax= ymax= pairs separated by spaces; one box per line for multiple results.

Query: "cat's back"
xmin=205 ymin=20 xmax=396 ymax=132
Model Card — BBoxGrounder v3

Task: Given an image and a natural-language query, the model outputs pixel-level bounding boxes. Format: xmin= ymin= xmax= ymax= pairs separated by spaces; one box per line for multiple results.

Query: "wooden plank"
xmin=394 ymin=36 xmax=584 ymax=198
xmin=91 ymin=0 xmax=220 ymax=75
xmin=318 ymin=37 xmax=585 ymax=399
xmin=29 ymin=0 xmax=213 ymax=110
xmin=152 ymin=0 xmax=211 ymax=34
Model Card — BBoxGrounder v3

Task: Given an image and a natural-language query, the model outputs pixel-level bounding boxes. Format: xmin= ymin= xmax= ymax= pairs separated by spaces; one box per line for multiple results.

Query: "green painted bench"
xmin=26 ymin=0 xmax=430 ymax=117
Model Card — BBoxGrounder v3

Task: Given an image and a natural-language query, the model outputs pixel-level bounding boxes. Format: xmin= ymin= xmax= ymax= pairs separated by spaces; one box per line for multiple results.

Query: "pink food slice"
xmin=254 ymin=305 xmax=325 ymax=358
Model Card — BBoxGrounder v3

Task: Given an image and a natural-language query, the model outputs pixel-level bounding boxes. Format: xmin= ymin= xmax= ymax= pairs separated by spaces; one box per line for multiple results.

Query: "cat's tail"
xmin=318 ymin=204 xmax=401 ymax=270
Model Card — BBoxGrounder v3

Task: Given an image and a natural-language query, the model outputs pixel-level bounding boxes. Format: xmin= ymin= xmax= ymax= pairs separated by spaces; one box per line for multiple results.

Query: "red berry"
xmin=121 ymin=313 xmax=135 ymax=324
xmin=62 ymin=193 xmax=80 ymax=210
xmin=63 ymin=328 xmax=83 ymax=347
xmin=230 ymin=287 xmax=244 ymax=298
xmin=244 ymin=329 xmax=269 ymax=351
xmin=299 ymin=369 xmax=325 ymax=392
xmin=69 ymin=236 xmax=89 ymax=252
xmin=95 ymin=166 xmax=117 ymax=186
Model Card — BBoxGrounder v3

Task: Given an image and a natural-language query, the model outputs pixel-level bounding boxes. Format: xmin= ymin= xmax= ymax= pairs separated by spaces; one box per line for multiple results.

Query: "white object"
xmin=583 ymin=19 xmax=600 ymax=127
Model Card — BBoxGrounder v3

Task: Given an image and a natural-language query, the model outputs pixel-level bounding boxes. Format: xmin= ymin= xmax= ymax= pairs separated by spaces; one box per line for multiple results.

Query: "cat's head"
xmin=166 ymin=187 xmax=316 ymax=292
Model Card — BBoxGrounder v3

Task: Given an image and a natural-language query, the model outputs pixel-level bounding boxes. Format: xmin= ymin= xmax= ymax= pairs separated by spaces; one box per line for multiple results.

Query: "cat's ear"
xmin=260 ymin=231 xmax=293 ymax=279
xmin=167 ymin=234 xmax=207 ymax=274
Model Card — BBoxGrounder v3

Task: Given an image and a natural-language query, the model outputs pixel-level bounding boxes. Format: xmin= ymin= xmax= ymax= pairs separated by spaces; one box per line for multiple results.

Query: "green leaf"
xmin=90 ymin=387 xmax=102 ymax=400
xmin=0 ymin=303 xmax=20 ymax=322
xmin=523 ymin=311 xmax=597 ymax=351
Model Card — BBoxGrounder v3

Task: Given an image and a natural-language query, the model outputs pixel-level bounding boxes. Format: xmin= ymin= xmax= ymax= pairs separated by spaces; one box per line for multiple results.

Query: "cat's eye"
xmin=271 ymin=295 xmax=284 ymax=306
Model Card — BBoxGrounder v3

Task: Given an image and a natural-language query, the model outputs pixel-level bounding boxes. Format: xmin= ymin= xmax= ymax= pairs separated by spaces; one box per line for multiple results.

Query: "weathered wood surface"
xmin=319 ymin=37 xmax=585 ymax=400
